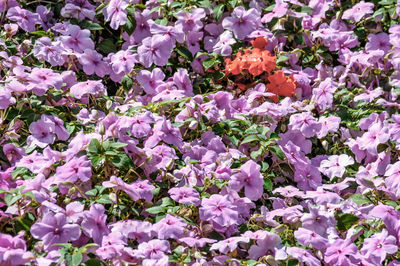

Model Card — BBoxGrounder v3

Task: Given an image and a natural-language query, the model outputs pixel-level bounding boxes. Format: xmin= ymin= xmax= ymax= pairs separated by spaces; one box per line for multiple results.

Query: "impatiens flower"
xmin=78 ymin=49 xmax=109 ymax=77
xmin=30 ymin=212 xmax=81 ymax=251
xmin=318 ymin=154 xmax=354 ymax=179
xmin=324 ymin=239 xmax=360 ymax=265
xmin=138 ymin=35 xmax=173 ymax=67
xmin=289 ymin=112 xmax=321 ymax=138
xmin=152 ymin=214 xmax=186 ymax=240
xmin=210 ymin=236 xmax=249 ymax=254
xmin=27 ymin=115 xmax=56 ymax=148
xmin=60 ymin=25 xmax=94 ymax=53
xmin=33 ymin=37 xmax=66 ymax=66
xmin=199 ymin=194 xmax=239 ymax=228
xmin=248 ymin=231 xmax=285 ymax=260
xmin=137 ymin=68 xmax=165 ymax=95
xmin=213 ymin=31 xmax=236 ymax=56
xmin=384 ymin=161 xmax=400 ymax=199
xmin=301 ymin=206 xmax=335 ymax=237
xmin=356 ymin=121 xmax=390 ymax=156
xmin=0 ymin=233 xmax=35 ymax=266
xmin=229 ymin=160 xmax=264 ymax=201
xmin=179 ymin=237 xmax=216 ymax=248
xmin=0 ymin=87 xmax=16 ymax=109
xmin=222 ymin=7 xmax=261 ymax=40
xmin=54 ymin=155 xmax=92 ymax=183
xmin=6 ymin=7 xmax=40 ymax=32
xmin=168 ymin=186 xmax=201 ymax=206
xmin=342 ymin=1 xmax=374 ymax=22
xmin=287 ymin=247 xmax=321 ymax=266
xmin=294 ymin=228 xmax=328 ymax=250
xmin=96 ymin=231 xmax=126 ymax=260
xmin=110 ymin=50 xmax=137 ymax=75
xmin=137 ymin=239 xmax=170 ymax=261
xmin=312 ymin=78 xmax=337 ymax=111
xmin=103 ymin=0 xmax=129 ymax=30
xmin=110 ymin=220 xmax=153 ymax=243
xmin=361 ymin=229 xmax=398 ymax=264
xmin=70 ymin=80 xmax=107 ymax=99
xmin=81 ymin=204 xmax=110 ymax=244
xmin=175 ymin=8 xmax=206 ymax=33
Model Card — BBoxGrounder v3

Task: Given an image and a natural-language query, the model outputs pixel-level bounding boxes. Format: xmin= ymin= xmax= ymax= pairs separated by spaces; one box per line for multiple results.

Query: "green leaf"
xmin=72 ymin=252 xmax=83 ymax=266
xmin=85 ymin=189 xmax=98 ymax=197
xmin=12 ymin=167 xmax=30 ymax=179
xmin=88 ymin=139 xmax=102 ymax=154
xmin=145 ymin=206 xmax=165 ymax=214
xmin=276 ymin=56 xmax=289 ymax=64
xmin=349 ymin=194 xmax=372 ymax=205
xmin=241 ymin=135 xmax=259 ymax=145
xmin=125 ymin=15 xmax=136 ymax=35
xmin=198 ymin=0 xmax=212 ymax=8
xmin=202 ymin=58 xmax=215 ymax=70
xmin=96 ymin=195 xmax=113 ymax=204
xmin=111 ymin=153 xmax=133 ymax=168
xmin=269 ymin=145 xmax=285 ymax=160
xmin=337 ymin=213 xmax=359 ymax=231
xmin=84 ymin=259 xmax=106 ymax=266
xmin=250 ymin=148 xmax=264 ymax=160
xmin=98 ymin=39 xmax=117 ymax=54
xmin=176 ymin=46 xmax=193 ymax=61
xmin=109 ymin=142 xmax=128 ymax=149
xmin=228 ymin=0 xmax=239 ymax=8
xmin=86 ymin=23 xmax=103 ymax=30
xmin=31 ymin=31 xmax=48 ymax=37
xmin=263 ymin=178 xmax=273 ymax=191
xmin=300 ymin=6 xmax=314 ymax=14
xmin=213 ymin=4 xmax=225 ymax=21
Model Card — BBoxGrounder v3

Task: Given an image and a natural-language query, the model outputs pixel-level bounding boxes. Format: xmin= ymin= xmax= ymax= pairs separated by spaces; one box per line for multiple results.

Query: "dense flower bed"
xmin=0 ymin=0 xmax=400 ymax=265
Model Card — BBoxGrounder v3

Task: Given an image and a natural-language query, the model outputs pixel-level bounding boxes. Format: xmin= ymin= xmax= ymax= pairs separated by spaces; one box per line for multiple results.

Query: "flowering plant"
xmin=0 ymin=0 xmax=400 ymax=265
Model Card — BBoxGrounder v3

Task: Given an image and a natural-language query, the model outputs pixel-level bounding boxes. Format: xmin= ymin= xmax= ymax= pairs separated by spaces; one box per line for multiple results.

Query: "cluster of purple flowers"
xmin=0 ymin=0 xmax=400 ymax=265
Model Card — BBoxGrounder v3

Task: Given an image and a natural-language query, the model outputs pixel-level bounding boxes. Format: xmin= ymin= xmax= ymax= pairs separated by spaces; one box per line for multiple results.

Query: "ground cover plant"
xmin=0 ymin=0 xmax=400 ymax=265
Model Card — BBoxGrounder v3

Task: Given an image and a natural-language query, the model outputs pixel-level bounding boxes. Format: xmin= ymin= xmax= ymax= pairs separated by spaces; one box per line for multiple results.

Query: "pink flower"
xmin=318 ymin=154 xmax=354 ymax=179
xmin=103 ymin=0 xmax=129 ymax=30
xmin=229 ymin=160 xmax=264 ymax=201
xmin=342 ymin=1 xmax=374 ymax=22
xmin=199 ymin=194 xmax=239 ymax=227
xmin=324 ymin=239 xmax=360 ymax=265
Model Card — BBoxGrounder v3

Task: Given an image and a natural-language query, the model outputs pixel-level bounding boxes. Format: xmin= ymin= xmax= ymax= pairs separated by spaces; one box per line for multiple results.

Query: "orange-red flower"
xmin=266 ymin=71 xmax=296 ymax=102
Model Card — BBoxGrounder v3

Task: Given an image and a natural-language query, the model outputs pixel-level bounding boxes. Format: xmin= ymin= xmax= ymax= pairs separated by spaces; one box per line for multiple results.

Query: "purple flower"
xmin=28 ymin=67 xmax=63 ymax=96
xmin=28 ymin=115 xmax=56 ymax=148
xmin=261 ymin=1 xmax=288 ymax=23
xmin=111 ymin=220 xmax=153 ymax=243
xmin=294 ymin=164 xmax=322 ymax=191
xmin=229 ymin=160 xmax=264 ymax=201
xmin=356 ymin=121 xmax=390 ymax=156
xmin=318 ymin=154 xmax=354 ymax=179
xmin=294 ymin=228 xmax=328 ymax=250
xmin=324 ymin=239 xmax=360 ymax=265
xmin=199 ymin=194 xmax=239 ymax=228
xmin=137 ymin=239 xmax=170 ymax=260
xmin=361 ymin=229 xmax=398 ymax=264
xmin=168 ymin=186 xmax=200 ymax=206
xmin=210 ymin=236 xmax=249 ymax=254
xmin=6 ymin=7 xmax=40 ymax=32
xmin=60 ymin=25 xmax=94 ymax=53
xmin=222 ymin=7 xmax=261 ymax=40
xmin=70 ymin=80 xmax=107 ymax=99
xmin=175 ymin=8 xmax=206 ymax=33
xmin=0 ymin=87 xmax=16 ymax=109
xmin=61 ymin=3 xmax=95 ymax=22
xmin=103 ymin=0 xmax=129 ymax=30
xmin=110 ymin=49 xmax=137 ymax=75
xmin=55 ymin=155 xmax=92 ymax=183
xmin=81 ymin=204 xmax=110 ymax=244
xmin=30 ymin=212 xmax=81 ymax=251
xmin=366 ymin=33 xmax=392 ymax=53
xmin=149 ymin=21 xmax=184 ymax=45
xmin=289 ymin=112 xmax=322 ymax=138
xmin=152 ymin=214 xmax=186 ymax=240
xmin=384 ymin=162 xmax=400 ymax=199
xmin=0 ymin=233 xmax=34 ymax=266
xmin=34 ymin=37 xmax=66 ymax=66
xmin=287 ymin=247 xmax=321 ymax=266
xmin=173 ymin=68 xmax=193 ymax=95
xmin=312 ymin=78 xmax=337 ymax=111
xmin=342 ymin=1 xmax=374 ymax=22
xmin=213 ymin=31 xmax=236 ymax=56
xmin=138 ymin=35 xmax=173 ymax=67
xmin=248 ymin=231 xmax=285 ymax=260
xmin=137 ymin=68 xmax=165 ymax=95
xmin=132 ymin=10 xmax=152 ymax=43
xmin=78 ymin=49 xmax=109 ymax=77
xmin=301 ymin=206 xmax=334 ymax=237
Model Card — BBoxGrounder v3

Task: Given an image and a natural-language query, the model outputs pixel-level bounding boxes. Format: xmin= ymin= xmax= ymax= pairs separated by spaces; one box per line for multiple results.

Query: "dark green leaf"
xmin=86 ymin=23 xmax=103 ymax=30
xmin=202 ymin=58 xmax=215 ymax=70
xmin=213 ymin=4 xmax=225 ymax=21
xmin=84 ymin=259 xmax=106 ymax=266
xmin=145 ymin=206 xmax=165 ymax=214
xmin=276 ymin=56 xmax=289 ymax=64
xmin=176 ymin=46 xmax=193 ymax=61
xmin=300 ymin=6 xmax=314 ymax=14
xmin=72 ymin=252 xmax=83 ymax=266
xmin=349 ymin=194 xmax=372 ymax=205
xmin=269 ymin=145 xmax=285 ymax=160
xmin=263 ymin=178 xmax=273 ymax=191
xmin=241 ymin=135 xmax=259 ymax=145
xmin=125 ymin=15 xmax=136 ymax=35
xmin=337 ymin=213 xmax=359 ymax=231
xmin=88 ymin=139 xmax=101 ymax=154
xmin=98 ymin=39 xmax=117 ymax=54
